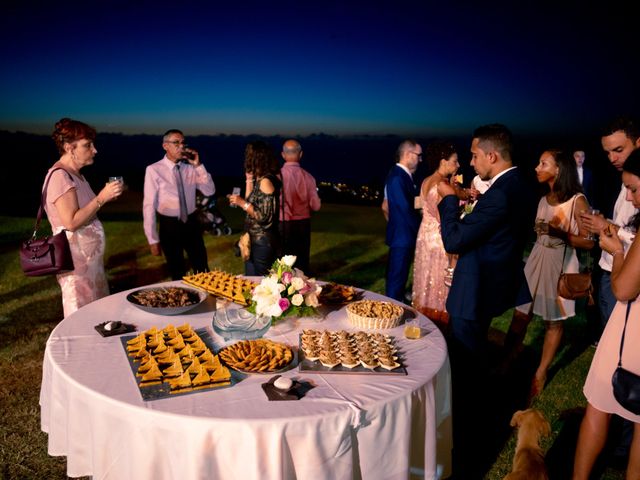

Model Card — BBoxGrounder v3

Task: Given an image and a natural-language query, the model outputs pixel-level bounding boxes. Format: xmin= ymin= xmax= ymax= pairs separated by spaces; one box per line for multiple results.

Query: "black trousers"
xmin=158 ymin=212 xmax=209 ymax=280
xmin=245 ymin=234 xmax=277 ymax=277
xmin=279 ymin=218 xmax=311 ymax=274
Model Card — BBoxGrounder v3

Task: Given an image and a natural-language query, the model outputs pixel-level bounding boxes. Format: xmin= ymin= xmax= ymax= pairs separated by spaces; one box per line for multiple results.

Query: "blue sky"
xmin=1 ymin=1 xmax=637 ymax=137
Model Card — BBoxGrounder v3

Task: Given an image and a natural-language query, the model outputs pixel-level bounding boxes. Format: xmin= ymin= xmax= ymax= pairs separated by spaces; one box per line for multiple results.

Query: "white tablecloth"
xmin=40 ymin=281 xmax=452 ymax=479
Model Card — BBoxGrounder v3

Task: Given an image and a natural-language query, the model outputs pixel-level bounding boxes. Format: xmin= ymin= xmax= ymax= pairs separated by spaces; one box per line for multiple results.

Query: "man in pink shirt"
xmin=279 ymin=139 xmax=321 ymax=274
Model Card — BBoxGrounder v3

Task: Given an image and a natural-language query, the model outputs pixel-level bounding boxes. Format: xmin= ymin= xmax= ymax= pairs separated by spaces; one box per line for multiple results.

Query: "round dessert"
xmin=274 ymin=376 xmax=293 ymax=391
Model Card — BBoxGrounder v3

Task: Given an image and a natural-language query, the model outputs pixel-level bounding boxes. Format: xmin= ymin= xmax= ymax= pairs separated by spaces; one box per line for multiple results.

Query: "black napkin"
xmin=95 ymin=322 xmax=136 ymax=337
xmin=261 ymin=375 xmax=314 ymax=401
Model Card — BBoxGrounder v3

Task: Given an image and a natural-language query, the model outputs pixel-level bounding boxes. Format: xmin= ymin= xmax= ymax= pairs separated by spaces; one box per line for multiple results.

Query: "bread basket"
xmin=345 ymin=300 xmax=404 ymax=329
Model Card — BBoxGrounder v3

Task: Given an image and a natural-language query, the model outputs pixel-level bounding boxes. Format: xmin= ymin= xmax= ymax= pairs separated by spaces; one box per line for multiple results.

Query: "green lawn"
xmin=0 ymin=201 xmax=623 ymax=479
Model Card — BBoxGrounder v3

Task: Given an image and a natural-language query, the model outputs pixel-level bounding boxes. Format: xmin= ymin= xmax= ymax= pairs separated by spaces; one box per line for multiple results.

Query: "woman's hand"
xmin=227 ymin=193 xmax=240 ymax=207
xmin=599 ymin=225 xmax=624 ymax=255
xmin=98 ymin=180 xmax=124 ymax=204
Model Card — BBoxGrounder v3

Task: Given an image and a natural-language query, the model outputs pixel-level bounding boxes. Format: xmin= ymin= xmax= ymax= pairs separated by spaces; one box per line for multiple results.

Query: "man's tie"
xmin=174 ymin=164 xmax=188 ymax=223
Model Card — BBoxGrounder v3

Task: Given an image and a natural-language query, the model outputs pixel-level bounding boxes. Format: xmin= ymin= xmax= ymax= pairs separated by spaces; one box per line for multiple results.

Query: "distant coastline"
xmin=2 ymin=129 xmax=620 ymax=216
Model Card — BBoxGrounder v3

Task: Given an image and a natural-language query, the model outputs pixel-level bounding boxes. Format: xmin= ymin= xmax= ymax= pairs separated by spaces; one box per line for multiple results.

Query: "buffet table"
xmin=40 ymin=281 xmax=452 ymax=480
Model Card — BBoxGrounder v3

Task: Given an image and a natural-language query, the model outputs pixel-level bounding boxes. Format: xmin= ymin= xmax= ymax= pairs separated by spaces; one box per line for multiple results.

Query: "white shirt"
xmin=143 ymin=156 xmax=215 ymax=245
xmin=577 ymin=166 xmax=584 ymax=185
xmin=488 ymin=166 xmax=517 ymax=187
xmin=599 ymin=183 xmax=638 ymax=271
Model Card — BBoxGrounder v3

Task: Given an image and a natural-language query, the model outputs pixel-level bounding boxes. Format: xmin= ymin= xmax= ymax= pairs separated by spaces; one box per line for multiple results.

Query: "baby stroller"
xmin=195 ymin=191 xmax=233 ymax=236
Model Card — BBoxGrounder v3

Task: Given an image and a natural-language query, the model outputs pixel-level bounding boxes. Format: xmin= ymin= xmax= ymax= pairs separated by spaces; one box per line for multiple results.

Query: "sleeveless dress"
xmin=515 ymin=194 xmax=583 ymax=320
xmin=412 ymin=184 xmax=450 ymax=325
xmin=584 ymin=300 xmax=640 ymax=422
xmin=44 ymin=167 xmax=109 ymax=317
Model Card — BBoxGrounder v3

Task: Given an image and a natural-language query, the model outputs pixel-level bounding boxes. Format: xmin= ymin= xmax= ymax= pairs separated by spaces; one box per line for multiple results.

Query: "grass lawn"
xmin=0 ymin=199 xmax=624 ymax=479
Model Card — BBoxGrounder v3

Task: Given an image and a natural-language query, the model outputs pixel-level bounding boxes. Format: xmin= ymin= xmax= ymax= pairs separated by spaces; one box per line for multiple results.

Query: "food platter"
xmin=217 ymin=339 xmax=296 ymax=374
xmin=126 ymin=286 xmax=207 ymax=315
xmin=318 ymin=282 xmax=363 ymax=305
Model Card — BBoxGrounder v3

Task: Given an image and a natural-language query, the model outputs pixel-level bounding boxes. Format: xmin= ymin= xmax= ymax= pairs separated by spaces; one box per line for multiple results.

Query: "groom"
xmin=437 ymin=124 xmax=533 ymax=478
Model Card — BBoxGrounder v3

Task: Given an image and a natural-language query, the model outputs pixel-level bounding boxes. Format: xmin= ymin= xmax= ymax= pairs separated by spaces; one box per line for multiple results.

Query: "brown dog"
xmin=504 ymin=408 xmax=551 ymax=480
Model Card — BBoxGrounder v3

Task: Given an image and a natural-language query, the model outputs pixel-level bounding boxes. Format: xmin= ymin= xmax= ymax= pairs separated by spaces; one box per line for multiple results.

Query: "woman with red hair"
xmin=43 ymin=118 xmax=123 ymax=316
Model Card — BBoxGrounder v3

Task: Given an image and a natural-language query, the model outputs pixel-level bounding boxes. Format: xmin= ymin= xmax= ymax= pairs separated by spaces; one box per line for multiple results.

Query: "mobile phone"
xmin=230 ymin=187 xmax=241 ymax=207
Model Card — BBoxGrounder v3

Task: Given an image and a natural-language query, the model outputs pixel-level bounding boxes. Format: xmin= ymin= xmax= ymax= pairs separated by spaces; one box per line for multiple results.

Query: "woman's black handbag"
xmin=611 ymin=302 xmax=640 ymax=414
xmin=19 ymin=168 xmax=75 ymax=276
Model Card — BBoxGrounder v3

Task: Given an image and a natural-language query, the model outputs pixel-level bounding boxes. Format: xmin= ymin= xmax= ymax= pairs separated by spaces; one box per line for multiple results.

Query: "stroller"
xmin=195 ymin=191 xmax=233 ymax=236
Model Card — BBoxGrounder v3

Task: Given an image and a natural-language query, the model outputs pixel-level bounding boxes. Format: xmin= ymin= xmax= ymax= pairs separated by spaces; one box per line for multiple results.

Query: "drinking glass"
xmin=534 ymin=218 xmax=549 ymax=235
xmin=404 ymin=317 xmax=421 ymax=339
xmin=585 ymin=208 xmax=599 ymax=241
xmin=444 ymin=254 xmax=455 ymax=287
xmin=109 ymin=176 xmax=123 ymax=184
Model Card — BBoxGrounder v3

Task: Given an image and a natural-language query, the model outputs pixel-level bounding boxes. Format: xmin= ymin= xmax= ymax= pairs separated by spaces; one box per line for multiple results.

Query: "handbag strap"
xmin=560 ymin=194 xmax=590 ymax=273
xmin=617 ymin=301 xmax=635 ymax=368
xmin=34 ymin=167 xmax=74 ymax=237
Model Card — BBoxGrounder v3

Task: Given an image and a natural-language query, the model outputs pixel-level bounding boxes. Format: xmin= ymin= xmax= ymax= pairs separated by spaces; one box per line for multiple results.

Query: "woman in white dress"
xmin=503 ymin=150 xmax=594 ymax=397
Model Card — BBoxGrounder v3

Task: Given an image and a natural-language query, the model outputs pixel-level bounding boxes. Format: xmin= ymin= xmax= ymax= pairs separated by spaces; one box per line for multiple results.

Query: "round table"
xmin=40 ymin=281 xmax=452 ymax=479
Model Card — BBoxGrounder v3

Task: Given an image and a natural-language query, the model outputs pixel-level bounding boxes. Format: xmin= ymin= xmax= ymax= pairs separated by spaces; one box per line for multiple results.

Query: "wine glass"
xmin=585 ymin=208 xmax=599 ymax=241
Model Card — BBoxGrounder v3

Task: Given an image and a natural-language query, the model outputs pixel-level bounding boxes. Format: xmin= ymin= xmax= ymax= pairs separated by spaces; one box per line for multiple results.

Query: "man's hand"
xmin=185 ymin=148 xmax=200 ymax=166
xmin=150 ymin=243 xmax=162 ymax=256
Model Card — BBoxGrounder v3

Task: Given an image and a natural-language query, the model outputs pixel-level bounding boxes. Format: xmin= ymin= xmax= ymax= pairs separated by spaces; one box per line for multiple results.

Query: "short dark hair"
xmin=396 ymin=139 xmax=419 ymax=163
xmin=601 ymin=116 xmax=640 ymax=143
xmin=473 ymin=124 xmax=513 ymax=162
xmin=424 ymin=140 xmax=457 ymax=173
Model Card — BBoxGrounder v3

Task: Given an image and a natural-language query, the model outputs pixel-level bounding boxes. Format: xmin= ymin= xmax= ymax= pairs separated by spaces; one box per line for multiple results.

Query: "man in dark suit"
xmin=384 ymin=139 xmax=422 ymax=301
xmin=574 ymin=149 xmax=594 ymax=204
xmin=437 ymin=124 xmax=533 ymax=478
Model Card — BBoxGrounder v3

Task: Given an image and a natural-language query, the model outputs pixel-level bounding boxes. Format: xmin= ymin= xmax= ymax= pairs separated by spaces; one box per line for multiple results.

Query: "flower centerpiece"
xmin=247 ymin=255 xmax=322 ymax=321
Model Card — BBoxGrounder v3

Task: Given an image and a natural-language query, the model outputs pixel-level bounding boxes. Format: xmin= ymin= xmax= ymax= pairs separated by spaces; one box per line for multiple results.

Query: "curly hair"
xmin=244 ymin=140 xmax=280 ymax=178
xmin=424 ymin=140 xmax=457 ymax=173
xmin=51 ymin=118 xmax=96 ymax=154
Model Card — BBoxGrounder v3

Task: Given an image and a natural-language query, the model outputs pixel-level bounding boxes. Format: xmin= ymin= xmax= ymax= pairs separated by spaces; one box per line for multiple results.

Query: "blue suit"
xmin=439 ymin=167 xmax=532 ymax=351
xmin=385 ymin=164 xmax=420 ymax=301
xmin=438 ymin=167 xmax=533 ymax=477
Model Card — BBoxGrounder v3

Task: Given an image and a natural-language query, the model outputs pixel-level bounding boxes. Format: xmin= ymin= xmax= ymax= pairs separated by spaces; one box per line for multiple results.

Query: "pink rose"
xmin=278 ymin=298 xmax=290 ymax=312
xmin=281 ymin=271 xmax=293 ymax=285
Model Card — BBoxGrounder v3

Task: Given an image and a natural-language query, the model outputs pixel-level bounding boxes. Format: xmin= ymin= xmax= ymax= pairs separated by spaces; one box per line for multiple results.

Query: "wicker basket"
xmin=345 ymin=300 xmax=404 ymax=330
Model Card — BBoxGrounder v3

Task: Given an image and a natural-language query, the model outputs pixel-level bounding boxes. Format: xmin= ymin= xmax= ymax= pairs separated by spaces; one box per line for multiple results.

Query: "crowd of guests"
xmin=39 ymin=115 xmax=639 ymax=478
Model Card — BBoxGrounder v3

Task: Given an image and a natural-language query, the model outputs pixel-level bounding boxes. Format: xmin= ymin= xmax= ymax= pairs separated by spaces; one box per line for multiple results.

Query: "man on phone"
xmin=143 ymin=129 xmax=215 ymax=279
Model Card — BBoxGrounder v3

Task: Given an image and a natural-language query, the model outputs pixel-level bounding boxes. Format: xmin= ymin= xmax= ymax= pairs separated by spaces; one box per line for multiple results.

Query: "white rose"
xmin=281 ymin=255 xmax=297 ymax=267
xmin=304 ymin=292 xmax=319 ymax=308
xmin=291 ymin=294 xmax=304 ymax=306
xmin=291 ymin=277 xmax=305 ymax=290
